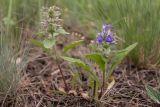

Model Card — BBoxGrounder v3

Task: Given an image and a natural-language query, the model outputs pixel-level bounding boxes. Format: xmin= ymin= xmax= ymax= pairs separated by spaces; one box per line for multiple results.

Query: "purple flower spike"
xmin=106 ymin=32 xmax=114 ymax=44
xmin=97 ymin=33 xmax=103 ymax=44
xmin=102 ymin=24 xmax=112 ymax=33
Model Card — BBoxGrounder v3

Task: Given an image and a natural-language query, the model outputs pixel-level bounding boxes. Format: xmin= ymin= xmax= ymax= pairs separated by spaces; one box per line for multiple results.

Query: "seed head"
xmin=40 ymin=6 xmax=62 ymax=34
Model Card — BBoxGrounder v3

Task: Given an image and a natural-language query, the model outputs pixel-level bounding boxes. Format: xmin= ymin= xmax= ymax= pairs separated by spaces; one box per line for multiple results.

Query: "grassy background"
xmin=0 ymin=0 xmax=160 ymax=98
xmin=56 ymin=0 xmax=160 ymax=65
xmin=1 ymin=0 xmax=160 ymax=65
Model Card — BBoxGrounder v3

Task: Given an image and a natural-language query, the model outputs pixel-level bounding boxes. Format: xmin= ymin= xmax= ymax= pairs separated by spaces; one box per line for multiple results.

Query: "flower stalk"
xmin=53 ymin=47 xmax=69 ymax=91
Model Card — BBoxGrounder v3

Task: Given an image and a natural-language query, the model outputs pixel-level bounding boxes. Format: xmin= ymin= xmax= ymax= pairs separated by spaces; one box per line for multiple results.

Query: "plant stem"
xmin=6 ymin=0 xmax=13 ymax=34
xmin=54 ymin=47 xmax=69 ymax=91
xmin=93 ymin=80 xmax=96 ymax=98
xmin=99 ymin=71 xmax=105 ymax=98
xmin=102 ymin=71 xmax=105 ymax=92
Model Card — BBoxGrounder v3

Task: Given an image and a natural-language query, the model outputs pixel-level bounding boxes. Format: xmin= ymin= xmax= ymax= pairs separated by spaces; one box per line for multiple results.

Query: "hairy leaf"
xmin=61 ymin=56 xmax=100 ymax=84
xmin=57 ymin=28 xmax=69 ymax=35
xmin=31 ymin=39 xmax=44 ymax=47
xmin=43 ymin=39 xmax=55 ymax=49
xmin=107 ymin=43 xmax=137 ymax=78
xmin=63 ymin=40 xmax=84 ymax=53
xmin=86 ymin=53 xmax=106 ymax=72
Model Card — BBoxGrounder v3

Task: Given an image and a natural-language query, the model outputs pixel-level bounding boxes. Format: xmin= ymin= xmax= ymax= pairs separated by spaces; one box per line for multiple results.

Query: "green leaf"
xmin=63 ymin=40 xmax=84 ymax=53
xmin=61 ymin=56 xmax=100 ymax=84
xmin=53 ymin=33 xmax=59 ymax=37
xmin=36 ymin=31 xmax=47 ymax=37
xmin=86 ymin=53 xmax=106 ymax=72
xmin=107 ymin=43 xmax=137 ymax=78
xmin=103 ymin=44 xmax=110 ymax=49
xmin=146 ymin=85 xmax=160 ymax=104
xmin=31 ymin=39 xmax=44 ymax=47
xmin=43 ymin=39 xmax=55 ymax=49
xmin=57 ymin=28 xmax=69 ymax=35
xmin=61 ymin=56 xmax=90 ymax=71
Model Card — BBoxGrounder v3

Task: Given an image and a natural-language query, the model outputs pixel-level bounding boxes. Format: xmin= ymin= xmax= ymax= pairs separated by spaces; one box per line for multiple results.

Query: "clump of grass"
xmin=0 ymin=29 xmax=29 ymax=106
xmin=0 ymin=0 xmax=28 ymax=106
xmin=112 ymin=0 xmax=160 ymax=65
xmin=0 ymin=22 xmax=28 ymax=107
xmin=0 ymin=42 xmax=18 ymax=101
xmin=0 ymin=0 xmax=53 ymax=99
xmin=0 ymin=29 xmax=20 ymax=106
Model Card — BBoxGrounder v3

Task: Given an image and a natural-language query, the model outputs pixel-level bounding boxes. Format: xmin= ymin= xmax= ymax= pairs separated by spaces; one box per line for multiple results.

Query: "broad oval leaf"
xmin=31 ymin=39 xmax=44 ymax=47
xmin=35 ymin=31 xmax=47 ymax=37
xmin=61 ymin=56 xmax=90 ymax=71
xmin=61 ymin=56 xmax=100 ymax=84
xmin=43 ymin=39 xmax=55 ymax=49
xmin=57 ymin=28 xmax=69 ymax=35
xmin=53 ymin=33 xmax=59 ymax=37
xmin=146 ymin=85 xmax=160 ymax=104
xmin=86 ymin=53 xmax=106 ymax=72
xmin=63 ymin=40 xmax=84 ymax=53
xmin=107 ymin=43 xmax=137 ymax=78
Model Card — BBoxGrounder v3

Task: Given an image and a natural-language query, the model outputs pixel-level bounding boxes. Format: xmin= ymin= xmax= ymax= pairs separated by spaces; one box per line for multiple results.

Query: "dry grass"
xmin=14 ymin=33 xmax=160 ymax=107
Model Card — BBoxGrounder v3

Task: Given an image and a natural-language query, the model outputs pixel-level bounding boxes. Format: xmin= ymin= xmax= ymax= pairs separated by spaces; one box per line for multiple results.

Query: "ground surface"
xmin=11 ymin=32 xmax=160 ymax=107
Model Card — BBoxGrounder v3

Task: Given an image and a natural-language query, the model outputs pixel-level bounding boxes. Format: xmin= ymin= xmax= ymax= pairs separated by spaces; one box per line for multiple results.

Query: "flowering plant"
xmin=32 ymin=6 xmax=84 ymax=91
xmin=32 ymin=5 xmax=137 ymax=101
xmin=32 ymin=6 xmax=68 ymax=49
xmin=32 ymin=6 xmax=68 ymax=91
xmin=62 ymin=24 xmax=137 ymax=100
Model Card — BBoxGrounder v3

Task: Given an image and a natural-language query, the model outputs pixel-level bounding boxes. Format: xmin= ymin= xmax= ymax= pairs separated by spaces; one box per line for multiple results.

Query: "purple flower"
xmin=105 ymin=32 xmax=114 ymax=44
xmin=102 ymin=24 xmax=112 ymax=33
xmin=97 ymin=33 xmax=103 ymax=44
xmin=96 ymin=23 xmax=115 ymax=45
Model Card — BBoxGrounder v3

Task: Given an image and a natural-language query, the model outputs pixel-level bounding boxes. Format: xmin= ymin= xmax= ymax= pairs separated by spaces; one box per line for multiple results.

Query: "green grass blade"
xmin=146 ymin=85 xmax=160 ymax=104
